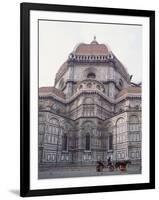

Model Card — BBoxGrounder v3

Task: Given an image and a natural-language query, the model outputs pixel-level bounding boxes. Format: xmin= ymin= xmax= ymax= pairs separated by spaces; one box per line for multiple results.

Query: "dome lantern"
xmin=91 ymin=35 xmax=98 ymax=45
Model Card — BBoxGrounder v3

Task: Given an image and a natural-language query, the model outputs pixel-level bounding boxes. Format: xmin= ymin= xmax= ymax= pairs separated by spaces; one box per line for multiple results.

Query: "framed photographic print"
xmin=20 ymin=2 xmax=155 ymax=197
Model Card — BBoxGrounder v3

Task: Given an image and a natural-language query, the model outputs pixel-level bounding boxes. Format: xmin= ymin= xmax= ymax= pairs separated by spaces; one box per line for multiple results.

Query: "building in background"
xmin=38 ymin=37 xmax=141 ymax=168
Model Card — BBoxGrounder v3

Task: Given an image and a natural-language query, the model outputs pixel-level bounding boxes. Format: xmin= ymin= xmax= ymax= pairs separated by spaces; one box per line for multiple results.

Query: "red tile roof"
xmin=116 ymin=86 xmax=141 ymax=98
xmin=39 ymin=87 xmax=65 ymax=99
xmin=74 ymin=42 xmax=109 ymax=55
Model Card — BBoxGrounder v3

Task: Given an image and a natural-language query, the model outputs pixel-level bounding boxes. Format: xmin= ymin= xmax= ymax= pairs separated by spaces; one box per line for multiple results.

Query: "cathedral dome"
xmin=73 ymin=37 xmax=110 ymax=56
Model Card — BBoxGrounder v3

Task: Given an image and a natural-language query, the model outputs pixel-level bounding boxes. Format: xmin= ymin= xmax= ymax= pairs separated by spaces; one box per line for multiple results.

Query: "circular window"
xmin=96 ymin=85 xmax=100 ymax=90
xmin=87 ymin=73 xmax=96 ymax=79
xmin=87 ymin=82 xmax=92 ymax=88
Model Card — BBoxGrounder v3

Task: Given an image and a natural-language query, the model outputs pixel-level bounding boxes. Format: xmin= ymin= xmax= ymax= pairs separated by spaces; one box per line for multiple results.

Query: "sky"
xmin=39 ymin=20 xmax=142 ymax=87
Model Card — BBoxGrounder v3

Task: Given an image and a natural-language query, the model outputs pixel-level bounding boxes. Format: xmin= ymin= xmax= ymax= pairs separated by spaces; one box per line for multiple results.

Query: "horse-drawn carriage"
xmin=115 ymin=160 xmax=131 ymax=171
xmin=96 ymin=160 xmax=131 ymax=172
xmin=96 ymin=161 xmax=105 ymax=172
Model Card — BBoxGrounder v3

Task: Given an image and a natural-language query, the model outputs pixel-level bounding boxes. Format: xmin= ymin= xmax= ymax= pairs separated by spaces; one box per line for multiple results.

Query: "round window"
xmin=87 ymin=73 xmax=96 ymax=79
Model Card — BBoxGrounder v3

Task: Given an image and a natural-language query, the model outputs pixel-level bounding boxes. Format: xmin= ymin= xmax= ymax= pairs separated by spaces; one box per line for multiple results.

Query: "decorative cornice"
xmin=39 ymin=89 xmax=141 ymax=105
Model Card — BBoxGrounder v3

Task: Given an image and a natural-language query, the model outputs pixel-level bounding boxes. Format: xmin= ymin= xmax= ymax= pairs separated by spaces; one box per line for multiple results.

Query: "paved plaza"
xmin=39 ymin=165 xmax=141 ymax=179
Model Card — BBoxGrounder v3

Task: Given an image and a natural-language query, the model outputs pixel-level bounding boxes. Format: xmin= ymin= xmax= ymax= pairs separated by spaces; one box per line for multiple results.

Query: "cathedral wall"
xmin=39 ymin=98 xmax=66 ymax=116
xmin=38 ymin=94 xmax=141 ymax=167
xmin=115 ymin=70 xmax=129 ymax=88
xmin=73 ymin=64 xmax=108 ymax=81
xmin=115 ymin=98 xmax=141 ymax=113
xmin=55 ymin=69 xmax=69 ymax=90
xmin=115 ymin=100 xmax=127 ymax=113
xmin=38 ymin=109 xmax=76 ymax=166
xmin=55 ymin=63 xmax=129 ymax=99
xmin=105 ymin=112 xmax=129 ymax=161
xmin=128 ymin=99 xmax=142 ymax=109
xmin=105 ymin=111 xmax=141 ymax=162
xmin=127 ymin=111 xmax=142 ymax=164
xmin=71 ymin=118 xmax=107 ymax=165
xmin=67 ymin=93 xmax=114 ymax=120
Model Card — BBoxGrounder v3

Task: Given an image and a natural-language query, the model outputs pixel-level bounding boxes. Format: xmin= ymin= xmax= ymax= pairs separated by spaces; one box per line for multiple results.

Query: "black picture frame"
xmin=20 ymin=2 xmax=155 ymax=197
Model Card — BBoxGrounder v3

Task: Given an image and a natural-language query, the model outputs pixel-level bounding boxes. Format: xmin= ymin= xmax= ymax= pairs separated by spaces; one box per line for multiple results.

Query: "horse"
xmin=115 ymin=160 xmax=131 ymax=171
xmin=96 ymin=161 xmax=105 ymax=172
xmin=106 ymin=161 xmax=115 ymax=171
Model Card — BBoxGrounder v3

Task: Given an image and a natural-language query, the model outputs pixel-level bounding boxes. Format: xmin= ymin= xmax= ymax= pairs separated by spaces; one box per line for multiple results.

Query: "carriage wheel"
xmin=109 ymin=165 xmax=114 ymax=171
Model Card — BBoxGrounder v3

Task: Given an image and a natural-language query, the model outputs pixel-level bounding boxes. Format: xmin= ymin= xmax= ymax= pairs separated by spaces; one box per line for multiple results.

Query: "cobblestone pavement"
xmin=39 ymin=165 xmax=141 ymax=179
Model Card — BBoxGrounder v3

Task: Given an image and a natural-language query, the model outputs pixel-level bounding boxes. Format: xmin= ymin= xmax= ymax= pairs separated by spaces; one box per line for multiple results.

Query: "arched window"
xmin=84 ymin=97 xmax=94 ymax=104
xmin=87 ymin=72 xmax=96 ymax=79
xmin=62 ymin=134 xmax=68 ymax=151
xmin=96 ymin=85 xmax=100 ymax=90
xmin=129 ymin=116 xmax=140 ymax=142
xmin=46 ymin=117 xmax=60 ymax=144
xmin=116 ymin=118 xmax=125 ymax=134
xmin=129 ymin=115 xmax=139 ymax=131
xmin=49 ymin=118 xmax=59 ymax=125
xmin=85 ymin=133 xmax=90 ymax=150
xmin=108 ymin=135 xmax=113 ymax=150
xmin=116 ymin=118 xmax=125 ymax=143
xmin=106 ymin=122 xmax=113 ymax=151
xmin=87 ymin=82 xmax=92 ymax=88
